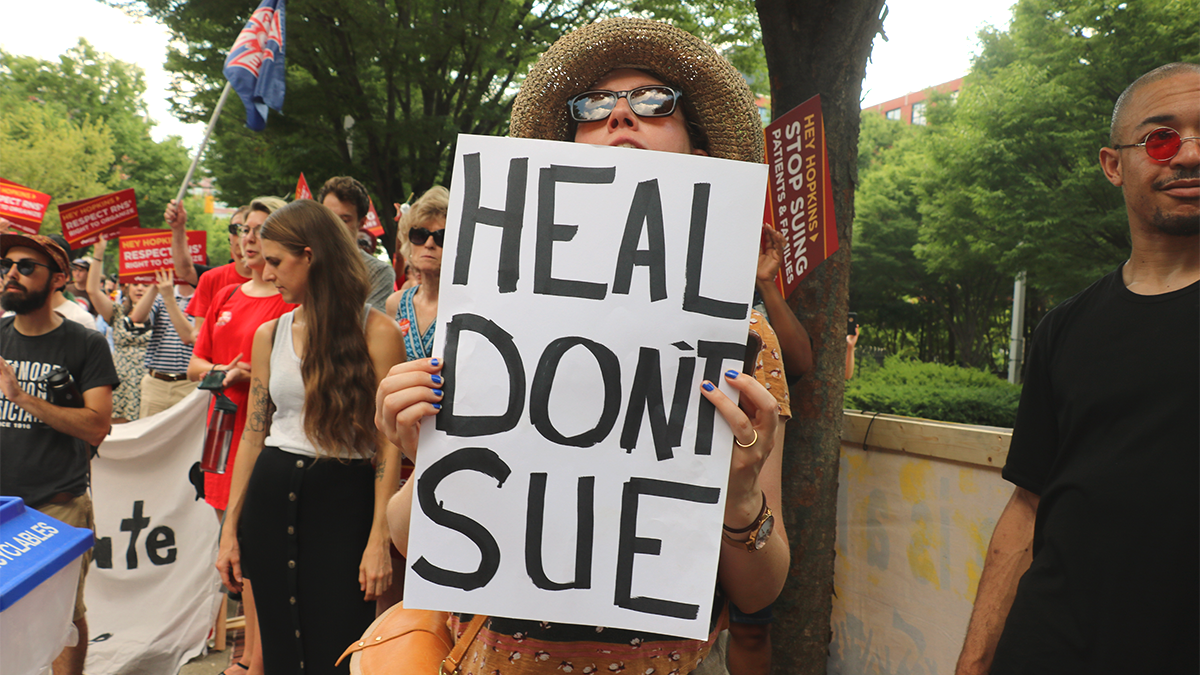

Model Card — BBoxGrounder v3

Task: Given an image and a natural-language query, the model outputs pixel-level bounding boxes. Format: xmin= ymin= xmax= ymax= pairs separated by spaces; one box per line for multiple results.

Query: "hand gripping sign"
xmin=117 ymin=228 xmax=206 ymax=284
xmin=58 ymin=189 xmax=140 ymax=249
xmin=763 ymin=94 xmax=839 ymax=298
xmin=403 ymin=134 xmax=767 ymax=640
xmin=0 ymin=178 xmax=52 ymax=235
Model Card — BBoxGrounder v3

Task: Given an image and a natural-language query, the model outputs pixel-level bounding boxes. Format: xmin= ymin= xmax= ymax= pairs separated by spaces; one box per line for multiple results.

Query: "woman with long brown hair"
xmin=188 ymin=196 xmax=291 ymax=675
xmin=215 ymin=200 xmax=405 ymax=674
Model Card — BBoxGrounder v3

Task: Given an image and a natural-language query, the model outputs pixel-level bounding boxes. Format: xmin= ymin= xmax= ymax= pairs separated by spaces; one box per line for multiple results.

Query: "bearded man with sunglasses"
xmin=1 ymin=233 xmax=119 ymax=675
xmin=956 ymin=63 xmax=1198 ymax=675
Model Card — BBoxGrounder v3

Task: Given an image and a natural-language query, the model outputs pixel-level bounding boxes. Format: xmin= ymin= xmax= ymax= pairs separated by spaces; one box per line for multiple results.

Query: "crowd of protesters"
xmin=2 ymin=11 xmax=1200 ymax=672
xmin=0 ymin=17 xmax=856 ymax=674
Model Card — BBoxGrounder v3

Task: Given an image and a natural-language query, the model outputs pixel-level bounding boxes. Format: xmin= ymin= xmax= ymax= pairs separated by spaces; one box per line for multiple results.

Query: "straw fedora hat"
xmin=510 ymin=17 xmax=765 ymax=164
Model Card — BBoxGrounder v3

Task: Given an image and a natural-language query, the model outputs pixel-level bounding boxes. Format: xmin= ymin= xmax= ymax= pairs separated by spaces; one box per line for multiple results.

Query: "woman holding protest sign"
xmin=85 ymin=237 xmax=151 ymax=423
xmin=374 ymin=18 xmax=790 ymax=674
xmin=215 ymin=199 xmax=406 ymax=674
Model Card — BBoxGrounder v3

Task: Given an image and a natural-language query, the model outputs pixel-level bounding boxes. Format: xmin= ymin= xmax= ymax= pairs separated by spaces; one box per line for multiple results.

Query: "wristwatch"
xmin=722 ymin=493 xmax=774 ymax=552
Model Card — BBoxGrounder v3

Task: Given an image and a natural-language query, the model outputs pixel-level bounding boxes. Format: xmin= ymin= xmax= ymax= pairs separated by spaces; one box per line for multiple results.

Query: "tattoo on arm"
xmin=375 ymin=459 xmax=386 ymax=481
xmin=247 ymin=377 xmax=273 ymax=433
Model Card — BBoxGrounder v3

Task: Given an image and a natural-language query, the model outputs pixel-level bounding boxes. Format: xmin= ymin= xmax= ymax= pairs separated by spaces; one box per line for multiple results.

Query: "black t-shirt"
xmin=0 ymin=315 xmax=120 ymax=506
xmin=994 ymin=266 xmax=1199 ymax=674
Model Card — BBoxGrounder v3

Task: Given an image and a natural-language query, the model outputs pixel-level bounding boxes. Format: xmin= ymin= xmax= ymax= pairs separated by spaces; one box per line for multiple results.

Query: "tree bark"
xmin=754 ymin=1 xmax=885 ymax=672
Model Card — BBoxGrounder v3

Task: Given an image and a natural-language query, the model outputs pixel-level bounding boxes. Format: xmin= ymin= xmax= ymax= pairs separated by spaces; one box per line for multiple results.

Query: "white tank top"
xmin=263 ymin=307 xmax=371 ymax=459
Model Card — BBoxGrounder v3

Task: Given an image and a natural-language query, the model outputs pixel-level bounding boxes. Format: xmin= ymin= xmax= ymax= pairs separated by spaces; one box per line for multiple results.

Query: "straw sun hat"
xmin=510 ymin=17 xmax=765 ymax=164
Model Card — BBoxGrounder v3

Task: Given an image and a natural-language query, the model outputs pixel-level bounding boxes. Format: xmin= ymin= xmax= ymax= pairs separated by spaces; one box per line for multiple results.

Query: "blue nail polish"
xmin=702 ymin=382 xmax=715 ymax=392
xmin=430 ymin=358 xmax=439 ymax=366
xmin=432 ymin=389 xmax=443 ymax=397
xmin=432 ymin=403 xmax=442 ymax=410
xmin=431 ymin=374 xmax=443 ymax=385
xmin=725 ymin=369 xmax=740 ymax=379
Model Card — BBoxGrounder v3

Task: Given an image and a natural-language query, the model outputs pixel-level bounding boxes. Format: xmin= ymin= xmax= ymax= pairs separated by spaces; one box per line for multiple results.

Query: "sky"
xmin=1 ymin=0 xmax=1016 ymax=152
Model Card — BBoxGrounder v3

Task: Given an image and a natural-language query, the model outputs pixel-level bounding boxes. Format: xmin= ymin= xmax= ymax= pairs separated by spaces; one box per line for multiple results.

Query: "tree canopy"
xmin=0 ymin=82 xmax=117 ymax=234
xmin=106 ymin=0 xmax=767 ymax=255
xmin=1 ymin=40 xmax=192 ymax=239
xmin=850 ymin=0 xmax=1199 ymax=370
xmin=110 ymin=0 xmax=607 ymax=253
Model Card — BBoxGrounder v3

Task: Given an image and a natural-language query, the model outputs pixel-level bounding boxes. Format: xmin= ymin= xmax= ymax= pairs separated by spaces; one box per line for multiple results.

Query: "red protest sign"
xmin=295 ymin=172 xmax=313 ymax=200
xmin=0 ymin=178 xmax=53 ymax=235
xmin=764 ymin=95 xmax=839 ymax=297
xmin=57 ymin=188 xmax=140 ymax=249
xmin=364 ymin=198 xmax=384 ymax=237
xmin=117 ymin=228 xmax=206 ymax=284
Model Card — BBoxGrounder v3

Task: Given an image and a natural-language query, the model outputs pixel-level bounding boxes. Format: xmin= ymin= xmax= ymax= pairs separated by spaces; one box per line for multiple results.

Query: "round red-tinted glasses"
xmin=1114 ymin=127 xmax=1200 ymax=162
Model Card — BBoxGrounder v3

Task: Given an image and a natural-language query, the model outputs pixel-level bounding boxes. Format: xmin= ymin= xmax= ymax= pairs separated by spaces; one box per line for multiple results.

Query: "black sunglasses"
xmin=1 ymin=257 xmax=54 ymax=277
xmin=568 ymin=85 xmax=683 ymax=122
xmin=408 ymin=227 xmax=445 ymax=248
xmin=227 ymin=223 xmax=242 ymax=235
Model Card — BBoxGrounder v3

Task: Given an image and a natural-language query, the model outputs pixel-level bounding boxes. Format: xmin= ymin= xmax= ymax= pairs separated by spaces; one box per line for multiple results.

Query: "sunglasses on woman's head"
xmin=568 ymin=85 xmax=683 ymax=123
xmin=408 ymin=227 xmax=445 ymax=248
xmin=1 ymin=258 xmax=54 ymax=277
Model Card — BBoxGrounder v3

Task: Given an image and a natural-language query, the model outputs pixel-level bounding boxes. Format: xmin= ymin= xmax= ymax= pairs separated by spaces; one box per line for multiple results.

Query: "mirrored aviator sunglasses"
xmin=568 ymin=85 xmax=682 ymax=123
xmin=408 ymin=227 xmax=445 ymax=247
xmin=1116 ymin=126 xmax=1200 ymax=162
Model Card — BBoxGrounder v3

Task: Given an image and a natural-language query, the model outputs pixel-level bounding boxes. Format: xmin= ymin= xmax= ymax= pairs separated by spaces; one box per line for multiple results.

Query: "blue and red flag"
xmin=223 ymin=0 xmax=287 ymax=131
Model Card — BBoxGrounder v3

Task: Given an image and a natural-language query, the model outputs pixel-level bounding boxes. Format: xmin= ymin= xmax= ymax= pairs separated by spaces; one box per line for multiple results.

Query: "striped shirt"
xmin=360 ymin=250 xmax=395 ymax=313
xmin=144 ymin=293 xmax=194 ymax=374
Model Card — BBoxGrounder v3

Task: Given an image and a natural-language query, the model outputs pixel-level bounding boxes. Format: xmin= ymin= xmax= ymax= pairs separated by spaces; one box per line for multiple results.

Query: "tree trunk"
xmin=754 ymin=1 xmax=885 ymax=672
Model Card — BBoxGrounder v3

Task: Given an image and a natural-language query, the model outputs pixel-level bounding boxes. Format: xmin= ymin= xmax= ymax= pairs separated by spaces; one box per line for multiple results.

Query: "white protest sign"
xmin=404 ymin=134 xmax=767 ymax=640
xmin=86 ymin=391 xmax=223 ymax=675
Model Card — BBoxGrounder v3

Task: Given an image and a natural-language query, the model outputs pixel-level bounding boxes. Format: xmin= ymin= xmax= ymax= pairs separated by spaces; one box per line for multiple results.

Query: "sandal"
xmin=222 ymin=663 xmax=248 ymax=674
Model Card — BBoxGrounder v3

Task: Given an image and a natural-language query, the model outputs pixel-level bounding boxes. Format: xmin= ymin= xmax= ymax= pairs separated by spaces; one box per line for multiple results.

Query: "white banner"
xmin=86 ymin=390 xmax=223 ymax=675
xmin=405 ymin=135 xmax=768 ymax=640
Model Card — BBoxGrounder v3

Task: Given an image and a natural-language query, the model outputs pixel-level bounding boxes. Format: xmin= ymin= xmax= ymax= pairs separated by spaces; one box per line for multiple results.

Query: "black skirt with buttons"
xmin=240 ymin=446 xmax=376 ymax=674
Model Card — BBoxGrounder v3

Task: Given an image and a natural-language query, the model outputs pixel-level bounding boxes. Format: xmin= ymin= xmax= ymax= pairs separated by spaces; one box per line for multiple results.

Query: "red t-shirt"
xmin=194 ymin=283 xmax=296 ymax=510
xmin=187 ymin=263 xmax=251 ymax=319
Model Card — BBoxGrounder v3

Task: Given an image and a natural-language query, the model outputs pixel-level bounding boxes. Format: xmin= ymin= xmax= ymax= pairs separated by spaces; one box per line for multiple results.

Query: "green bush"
xmin=845 ymin=356 xmax=1021 ymax=427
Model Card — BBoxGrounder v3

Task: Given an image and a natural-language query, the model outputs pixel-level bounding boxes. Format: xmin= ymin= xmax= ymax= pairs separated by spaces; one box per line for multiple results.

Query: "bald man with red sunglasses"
xmin=956 ymin=62 xmax=1199 ymax=675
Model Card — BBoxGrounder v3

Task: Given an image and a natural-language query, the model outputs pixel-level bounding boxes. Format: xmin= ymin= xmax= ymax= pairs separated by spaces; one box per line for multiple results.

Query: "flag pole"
xmin=173 ymin=80 xmax=234 ymax=206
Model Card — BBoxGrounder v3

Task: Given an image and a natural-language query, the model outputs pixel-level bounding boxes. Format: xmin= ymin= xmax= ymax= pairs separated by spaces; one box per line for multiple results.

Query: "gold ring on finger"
xmin=735 ymin=429 xmax=758 ymax=448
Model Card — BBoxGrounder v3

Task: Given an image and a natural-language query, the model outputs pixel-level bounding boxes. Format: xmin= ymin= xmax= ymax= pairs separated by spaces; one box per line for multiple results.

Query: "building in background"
xmin=863 ymin=77 xmax=964 ymax=125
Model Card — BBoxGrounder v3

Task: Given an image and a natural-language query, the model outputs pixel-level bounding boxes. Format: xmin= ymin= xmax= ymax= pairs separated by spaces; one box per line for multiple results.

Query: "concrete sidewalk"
xmin=178 ymin=648 xmax=232 ymax=675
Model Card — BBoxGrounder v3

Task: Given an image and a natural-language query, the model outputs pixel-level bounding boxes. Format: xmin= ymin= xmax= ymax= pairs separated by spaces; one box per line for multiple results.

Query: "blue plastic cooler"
xmin=0 ymin=496 xmax=95 ymax=675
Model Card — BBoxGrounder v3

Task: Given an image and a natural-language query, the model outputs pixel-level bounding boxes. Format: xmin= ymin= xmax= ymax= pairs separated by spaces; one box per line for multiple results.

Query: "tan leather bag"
xmin=336 ymin=603 xmax=486 ymax=674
